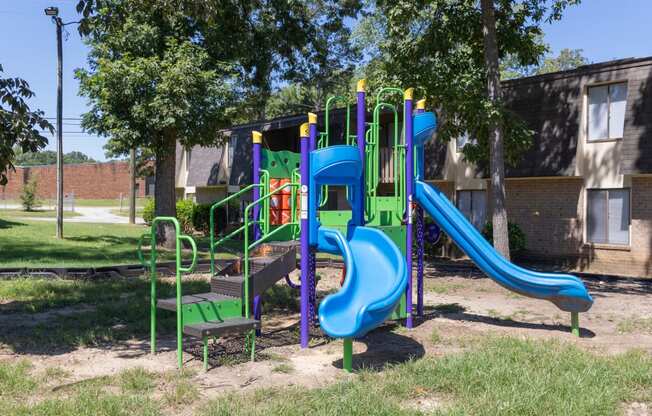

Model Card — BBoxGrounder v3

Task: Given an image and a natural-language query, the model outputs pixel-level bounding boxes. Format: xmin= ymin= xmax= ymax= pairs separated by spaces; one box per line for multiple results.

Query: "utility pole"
xmin=129 ymin=148 xmax=136 ymax=224
xmin=45 ymin=6 xmax=64 ymax=238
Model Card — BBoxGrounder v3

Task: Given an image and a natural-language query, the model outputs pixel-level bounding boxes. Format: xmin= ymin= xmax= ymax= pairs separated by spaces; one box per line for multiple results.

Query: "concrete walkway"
xmin=1 ymin=205 xmax=143 ymax=224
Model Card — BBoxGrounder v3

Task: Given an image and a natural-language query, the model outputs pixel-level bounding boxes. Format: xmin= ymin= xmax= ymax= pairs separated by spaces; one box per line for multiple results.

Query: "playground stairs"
xmin=156 ymin=241 xmax=297 ymax=340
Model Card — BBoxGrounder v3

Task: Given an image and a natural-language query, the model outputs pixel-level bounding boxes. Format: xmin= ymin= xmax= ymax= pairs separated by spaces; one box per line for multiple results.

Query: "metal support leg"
xmin=250 ymin=331 xmax=256 ymax=362
xmin=203 ymin=336 xmax=208 ymax=372
xmin=571 ymin=312 xmax=580 ymax=337
xmin=343 ymin=338 xmax=353 ymax=372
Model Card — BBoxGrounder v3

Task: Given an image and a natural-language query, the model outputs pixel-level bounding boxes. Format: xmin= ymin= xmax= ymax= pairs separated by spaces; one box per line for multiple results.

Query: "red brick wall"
xmin=1 ymin=162 xmax=146 ymax=200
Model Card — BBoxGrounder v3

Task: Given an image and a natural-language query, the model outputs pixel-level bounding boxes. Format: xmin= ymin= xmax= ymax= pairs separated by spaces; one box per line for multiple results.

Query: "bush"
xmin=482 ymin=221 xmax=526 ymax=254
xmin=143 ymin=198 xmax=231 ymax=236
xmin=176 ymin=199 xmax=196 ymax=234
xmin=142 ymin=198 xmax=155 ymax=225
xmin=20 ymin=177 xmax=40 ymax=211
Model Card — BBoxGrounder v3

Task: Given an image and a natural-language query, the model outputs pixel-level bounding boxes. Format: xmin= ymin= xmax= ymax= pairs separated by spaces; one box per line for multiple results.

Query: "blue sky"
xmin=1 ymin=0 xmax=650 ymax=161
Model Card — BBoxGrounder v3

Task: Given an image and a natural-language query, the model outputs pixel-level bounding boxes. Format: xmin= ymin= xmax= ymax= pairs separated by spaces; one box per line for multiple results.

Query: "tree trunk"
xmin=155 ymin=129 xmax=177 ymax=249
xmin=480 ymin=0 xmax=510 ymax=260
xmin=128 ymin=148 xmax=136 ymax=225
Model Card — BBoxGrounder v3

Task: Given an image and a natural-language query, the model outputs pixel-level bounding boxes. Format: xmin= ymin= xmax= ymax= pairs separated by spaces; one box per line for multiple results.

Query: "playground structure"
xmin=139 ymin=79 xmax=594 ymax=372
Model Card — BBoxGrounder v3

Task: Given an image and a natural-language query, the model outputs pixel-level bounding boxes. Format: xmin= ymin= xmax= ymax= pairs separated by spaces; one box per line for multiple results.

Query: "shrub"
xmin=142 ymin=198 xmax=155 ymax=225
xmin=192 ymin=203 xmax=228 ymax=235
xmin=176 ymin=199 xmax=196 ymax=234
xmin=482 ymin=221 xmax=527 ymax=254
xmin=20 ymin=177 xmax=40 ymax=211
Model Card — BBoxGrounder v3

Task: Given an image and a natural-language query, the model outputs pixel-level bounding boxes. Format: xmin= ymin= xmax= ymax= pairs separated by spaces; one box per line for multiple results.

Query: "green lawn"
xmin=0 ymin=218 xmax=240 ymax=268
xmin=0 ymin=336 xmax=650 ymax=415
xmin=0 ymin=219 xmax=186 ymax=268
xmin=0 ymin=209 xmax=81 ymax=219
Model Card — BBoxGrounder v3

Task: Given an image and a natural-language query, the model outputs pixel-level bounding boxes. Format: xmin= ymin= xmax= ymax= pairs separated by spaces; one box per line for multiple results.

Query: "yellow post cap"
xmin=404 ymin=88 xmax=414 ymax=100
xmin=252 ymin=131 xmax=262 ymax=144
xmin=300 ymin=122 xmax=310 ymax=138
xmin=356 ymin=79 xmax=366 ymax=93
xmin=416 ymin=99 xmax=426 ymax=110
xmin=308 ymin=112 xmax=317 ymax=124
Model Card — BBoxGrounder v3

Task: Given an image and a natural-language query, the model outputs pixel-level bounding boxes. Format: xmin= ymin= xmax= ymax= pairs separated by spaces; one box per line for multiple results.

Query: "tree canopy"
xmin=13 ymin=149 xmax=97 ymax=166
xmin=0 ymin=64 xmax=52 ymax=185
xmin=358 ymin=0 xmax=579 ymax=167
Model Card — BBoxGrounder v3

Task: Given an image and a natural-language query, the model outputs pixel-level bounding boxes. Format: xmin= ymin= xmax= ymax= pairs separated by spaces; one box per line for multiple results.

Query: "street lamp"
xmin=45 ymin=6 xmax=64 ymax=238
xmin=44 ymin=6 xmax=59 ymax=16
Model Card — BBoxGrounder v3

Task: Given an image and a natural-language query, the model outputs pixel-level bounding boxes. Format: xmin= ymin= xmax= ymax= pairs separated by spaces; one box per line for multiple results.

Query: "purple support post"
xmin=356 ymin=79 xmax=366 ymax=225
xmin=416 ymin=99 xmax=426 ymax=317
xmin=307 ymin=113 xmax=318 ymax=327
xmin=299 ymin=122 xmax=310 ymax=348
xmin=252 ymin=131 xmax=263 ymax=331
xmin=404 ymin=88 xmax=414 ymax=328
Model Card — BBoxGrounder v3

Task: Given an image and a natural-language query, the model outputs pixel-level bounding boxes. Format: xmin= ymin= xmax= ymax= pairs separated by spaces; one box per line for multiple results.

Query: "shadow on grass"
xmin=414 ymin=303 xmax=595 ymax=338
xmin=0 ymin=218 xmax=26 ymax=229
xmin=0 ymin=278 xmax=211 ymax=356
xmin=332 ymin=326 xmax=426 ymax=372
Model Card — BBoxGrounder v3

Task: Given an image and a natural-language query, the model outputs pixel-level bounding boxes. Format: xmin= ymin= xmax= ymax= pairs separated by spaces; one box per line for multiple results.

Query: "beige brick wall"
xmin=505 ymin=176 xmax=652 ymax=278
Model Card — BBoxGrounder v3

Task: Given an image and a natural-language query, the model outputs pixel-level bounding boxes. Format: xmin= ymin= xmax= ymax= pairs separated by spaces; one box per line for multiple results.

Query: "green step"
xmin=157 ymin=292 xmax=243 ymax=326
xmin=183 ymin=317 xmax=260 ymax=338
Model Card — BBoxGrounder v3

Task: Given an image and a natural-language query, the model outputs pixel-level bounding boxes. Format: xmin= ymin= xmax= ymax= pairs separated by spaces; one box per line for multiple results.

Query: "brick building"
xmin=177 ymin=56 xmax=652 ymax=277
xmin=2 ymin=161 xmax=147 ymax=201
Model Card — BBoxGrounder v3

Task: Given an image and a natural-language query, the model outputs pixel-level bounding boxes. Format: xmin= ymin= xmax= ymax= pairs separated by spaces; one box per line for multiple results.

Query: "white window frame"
xmin=228 ymin=135 xmax=238 ymax=169
xmin=585 ymin=188 xmax=631 ymax=246
xmin=456 ymin=189 xmax=487 ymax=230
xmin=586 ymin=81 xmax=628 ymax=142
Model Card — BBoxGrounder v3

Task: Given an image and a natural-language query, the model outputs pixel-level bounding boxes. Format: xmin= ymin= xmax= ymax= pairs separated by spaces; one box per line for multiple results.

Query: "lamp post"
xmin=45 ymin=6 xmax=64 ymax=238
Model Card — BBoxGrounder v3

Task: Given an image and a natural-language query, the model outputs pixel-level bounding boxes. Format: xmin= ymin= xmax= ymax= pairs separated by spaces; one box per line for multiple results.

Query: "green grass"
xmin=0 ymin=276 xmax=210 ymax=351
xmin=272 ymin=363 xmax=295 ymax=374
xmin=618 ymin=316 xmax=652 ymax=334
xmin=426 ymin=281 xmax=467 ymax=294
xmin=201 ymin=337 xmax=652 ymax=416
xmin=0 ymin=209 xmax=81 ymax=218
xmin=0 ymin=219 xmax=214 ymax=267
xmin=1 ymin=337 xmax=651 ymax=415
xmin=1 ymin=198 xmax=148 ymax=207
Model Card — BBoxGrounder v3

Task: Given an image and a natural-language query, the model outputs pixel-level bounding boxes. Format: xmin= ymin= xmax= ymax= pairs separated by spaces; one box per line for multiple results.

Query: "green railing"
xmin=209 ymin=183 xmax=264 ymax=275
xmin=242 ymin=182 xmax=299 ymax=318
xmin=137 ymin=217 xmax=198 ymax=369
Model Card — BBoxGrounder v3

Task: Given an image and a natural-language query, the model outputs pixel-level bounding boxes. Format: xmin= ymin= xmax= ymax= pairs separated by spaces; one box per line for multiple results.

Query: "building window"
xmin=228 ymin=135 xmax=237 ymax=169
xmin=185 ymin=148 xmax=192 ymax=171
xmin=457 ymin=190 xmax=487 ymax=230
xmin=587 ymin=188 xmax=630 ymax=245
xmin=587 ymin=82 xmax=627 ymax=141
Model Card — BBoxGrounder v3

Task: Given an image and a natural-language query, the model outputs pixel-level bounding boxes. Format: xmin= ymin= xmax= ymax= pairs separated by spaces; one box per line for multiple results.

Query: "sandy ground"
xmin=1 ymin=265 xmax=652 ymax=401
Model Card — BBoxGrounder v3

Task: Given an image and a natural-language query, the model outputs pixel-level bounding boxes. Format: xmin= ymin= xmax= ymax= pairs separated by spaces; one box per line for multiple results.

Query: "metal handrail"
xmin=137 ymin=216 xmax=198 ymax=369
xmin=209 ymin=183 xmax=263 ymax=274
xmin=242 ymin=183 xmax=299 ymax=318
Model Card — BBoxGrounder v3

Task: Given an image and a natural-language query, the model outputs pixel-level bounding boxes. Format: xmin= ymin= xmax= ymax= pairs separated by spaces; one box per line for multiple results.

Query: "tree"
xmin=75 ymin=1 xmax=242 ymax=246
xmin=371 ymin=0 xmax=579 ymax=259
xmin=501 ymin=46 xmax=589 ymax=79
xmin=480 ymin=0 xmax=510 ymax=258
xmin=20 ymin=176 xmax=40 ymax=211
xmin=0 ymin=64 xmax=53 ymax=185
xmin=75 ymin=0 xmax=361 ymax=245
xmin=14 ymin=149 xmax=97 ymax=166
xmin=537 ymin=48 xmax=589 ymax=74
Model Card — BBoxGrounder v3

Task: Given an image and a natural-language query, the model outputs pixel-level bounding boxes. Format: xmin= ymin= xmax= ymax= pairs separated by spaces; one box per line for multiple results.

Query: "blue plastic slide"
xmin=317 ymin=226 xmax=408 ymax=339
xmin=415 ymin=180 xmax=593 ymax=313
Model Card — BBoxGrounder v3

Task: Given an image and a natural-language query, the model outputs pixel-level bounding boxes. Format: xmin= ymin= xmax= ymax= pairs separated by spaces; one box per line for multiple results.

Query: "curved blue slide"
xmin=317 ymin=225 xmax=408 ymax=338
xmin=415 ymin=180 xmax=593 ymax=313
